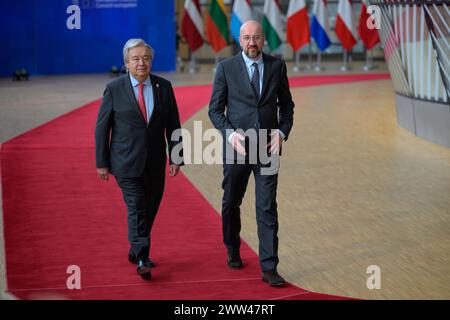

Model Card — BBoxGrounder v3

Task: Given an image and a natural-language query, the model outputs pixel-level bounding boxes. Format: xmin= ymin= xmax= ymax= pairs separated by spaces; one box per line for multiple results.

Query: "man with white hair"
xmin=95 ymin=38 xmax=183 ymax=280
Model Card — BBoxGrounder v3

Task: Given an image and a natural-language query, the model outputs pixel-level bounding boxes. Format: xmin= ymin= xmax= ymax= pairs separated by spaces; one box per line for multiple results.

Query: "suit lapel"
xmin=148 ymin=74 xmax=160 ymax=125
xmin=260 ymin=53 xmax=272 ymax=102
xmin=237 ymin=54 xmax=259 ymax=102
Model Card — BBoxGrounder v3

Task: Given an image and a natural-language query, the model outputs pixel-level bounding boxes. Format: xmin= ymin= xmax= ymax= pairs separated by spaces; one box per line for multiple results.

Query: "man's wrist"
xmin=228 ymin=131 xmax=237 ymax=144
xmin=278 ymin=129 xmax=286 ymax=141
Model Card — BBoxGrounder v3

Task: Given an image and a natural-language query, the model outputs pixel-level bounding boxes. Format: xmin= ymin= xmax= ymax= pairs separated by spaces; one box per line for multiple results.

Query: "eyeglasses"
xmin=241 ymin=35 xmax=262 ymax=43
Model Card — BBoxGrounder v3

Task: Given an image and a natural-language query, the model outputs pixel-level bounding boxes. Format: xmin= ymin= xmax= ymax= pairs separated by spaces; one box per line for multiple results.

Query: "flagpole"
xmin=292 ymin=50 xmax=304 ymax=72
xmin=188 ymin=50 xmax=197 ymax=74
xmin=363 ymin=49 xmax=370 ymax=71
xmin=340 ymin=50 xmax=349 ymax=72
xmin=307 ymin=43 xmax=313 ymax=70
xmin=212 ymin=54 xmax=219 ymax=73
xmin=363 ymin=49 xmax=377 ymax=71
xmin=314 ymin=50 xmax=324 ymax=72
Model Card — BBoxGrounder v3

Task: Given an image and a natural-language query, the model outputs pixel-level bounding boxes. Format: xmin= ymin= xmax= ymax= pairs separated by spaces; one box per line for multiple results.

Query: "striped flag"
xmin=310 ymin=0 xmax=331 ymax=52
xmin=358 ymin=0 xmax=380 ymax=50
xmin=286 ymin=0 xmax=310 ymax=52
xmin=181 ymin=0 xmax=204 ymax=52
xmin=206 ymin=0 xmax=229 ymax=53
xmin=335 ymin=0 xmax=357 ymax=51
xmin=230 ymin=0 xmax=253 ymax=44
xmin=262 ymin=0 xmax=284 ymax=51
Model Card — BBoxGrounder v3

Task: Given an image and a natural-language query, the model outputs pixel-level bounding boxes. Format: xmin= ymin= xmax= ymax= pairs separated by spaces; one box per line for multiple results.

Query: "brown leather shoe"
xmin=262 ymin=269 xmax=285 ymax=287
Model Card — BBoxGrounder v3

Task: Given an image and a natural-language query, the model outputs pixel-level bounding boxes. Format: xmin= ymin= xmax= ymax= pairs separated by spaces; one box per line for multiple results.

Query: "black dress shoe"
xmin=227 ymin=252 xmax=243 ymax=269
xmin=262 ymin=269 xmax=285 ymax=287
xmin=128 ymin=254 xmax=137 ymax=264
xmin=137 ymin=261 xmax=152 ymax=280
xmin=129 ymin=255 xmax=155 ymax=267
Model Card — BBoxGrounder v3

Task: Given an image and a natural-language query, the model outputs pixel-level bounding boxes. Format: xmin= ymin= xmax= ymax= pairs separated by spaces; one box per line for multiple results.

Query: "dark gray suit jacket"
xmin=95 ymin=73 xmax=183 ymax=178
xmin=208 ymin=52 xmax=294 ymax=161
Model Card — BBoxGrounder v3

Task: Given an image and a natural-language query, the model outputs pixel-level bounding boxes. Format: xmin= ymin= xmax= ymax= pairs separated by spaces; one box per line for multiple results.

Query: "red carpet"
xmin=1 ymin=74 xmax=388 ymax=299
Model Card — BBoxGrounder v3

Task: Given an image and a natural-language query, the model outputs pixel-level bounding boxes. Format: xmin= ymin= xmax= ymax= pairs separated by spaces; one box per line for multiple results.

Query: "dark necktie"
xmin=251 ymin=62 xmax=260 ymax=100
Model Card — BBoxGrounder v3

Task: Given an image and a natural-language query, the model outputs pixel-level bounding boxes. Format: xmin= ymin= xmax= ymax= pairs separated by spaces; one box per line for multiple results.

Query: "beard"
xmin=244 ymin=45 xmax=262 ymax=59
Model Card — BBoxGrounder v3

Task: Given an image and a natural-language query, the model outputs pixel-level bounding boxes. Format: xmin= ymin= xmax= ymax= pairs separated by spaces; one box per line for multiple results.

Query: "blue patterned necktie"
xmin=251 ymin=62 xmax=260 ymax=100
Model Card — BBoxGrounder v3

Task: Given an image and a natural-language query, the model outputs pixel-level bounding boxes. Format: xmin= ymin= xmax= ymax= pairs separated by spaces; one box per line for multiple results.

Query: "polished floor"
xmin=1 ymin=61 xmax=449 ymax=299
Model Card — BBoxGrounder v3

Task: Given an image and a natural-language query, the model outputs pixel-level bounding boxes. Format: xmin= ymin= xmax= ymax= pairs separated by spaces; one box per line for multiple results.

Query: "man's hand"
xmin=97 ymin=167 xmax=109 ymax=181
xmin=230 ymin=132 xmax=247 ymax=156
xmin=169 ymin=164 xmax=181 ymax=177
xmin=268 ymin=130 xmax=283 ymax=155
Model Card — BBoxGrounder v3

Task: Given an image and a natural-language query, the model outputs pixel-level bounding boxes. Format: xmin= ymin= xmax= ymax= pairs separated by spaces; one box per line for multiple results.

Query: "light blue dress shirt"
xmin=129 ymin=73 xmax=154 ymax=123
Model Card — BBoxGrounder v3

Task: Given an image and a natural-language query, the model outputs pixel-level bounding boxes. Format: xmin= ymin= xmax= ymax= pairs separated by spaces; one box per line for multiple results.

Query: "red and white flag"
xmin=335 ymin=0 xmax=357 ymax=51
xmin=181 ymin=0 xmax=204 ymax=52
xmin=286 ymin=0 xmax=310 ymax=52
xmin=358 ymin=0 xmax=380 ymax=50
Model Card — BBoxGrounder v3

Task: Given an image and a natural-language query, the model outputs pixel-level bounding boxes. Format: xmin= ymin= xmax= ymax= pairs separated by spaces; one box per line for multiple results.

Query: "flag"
xmin=335 ymin=0 xmax=357 ymax=51
xmin=286 ymin=0 xmax=310 ymax=52
xmin=262 ymin=0 xmax=284 ymax=51
xmin=358 ymin=0 xmax=380 ymax=50
xmin=181 ymin=0 xmax=204 ymax=52
xmin=230 ymin=0 xmax=253 ymax=44
xmin=206 ymin=0 xmax=229 ymax=53
xmin=310 ymin=0 xmax=331 ymax=52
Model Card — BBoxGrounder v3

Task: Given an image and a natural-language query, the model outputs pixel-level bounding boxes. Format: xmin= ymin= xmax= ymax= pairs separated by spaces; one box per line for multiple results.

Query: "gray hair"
xmin=122 ymin=38 xmax=154 ymax=64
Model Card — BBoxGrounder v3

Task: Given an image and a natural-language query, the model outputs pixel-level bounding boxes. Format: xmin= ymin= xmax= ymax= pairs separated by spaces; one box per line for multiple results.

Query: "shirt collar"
xmin=241 ymin=51 xmax=263 ymax=68
xmin=129 ymin=73 xmax=151 ymax=87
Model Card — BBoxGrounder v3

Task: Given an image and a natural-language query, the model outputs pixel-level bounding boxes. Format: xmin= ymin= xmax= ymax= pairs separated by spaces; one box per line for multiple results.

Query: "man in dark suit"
xmin=209 ymin=21 xmax=294 ymax=287
xmin=95 ymin=38 xmax=183 ymax=280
